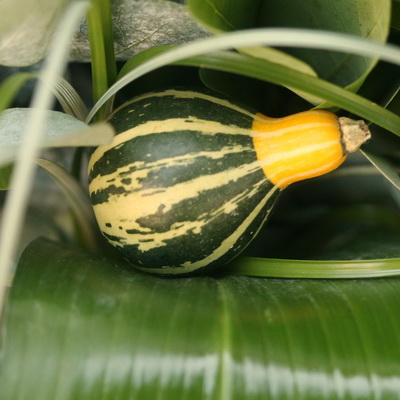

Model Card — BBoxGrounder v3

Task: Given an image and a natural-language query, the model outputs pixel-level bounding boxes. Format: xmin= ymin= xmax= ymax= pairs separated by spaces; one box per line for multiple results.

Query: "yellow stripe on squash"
xmin=88 ymin=88 xmax=371 ymax=275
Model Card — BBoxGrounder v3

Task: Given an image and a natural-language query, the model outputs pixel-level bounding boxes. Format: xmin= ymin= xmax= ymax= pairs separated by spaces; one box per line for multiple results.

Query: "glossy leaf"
xmin=1 ymin=238 xmax=400 ymax=399
xmin=187 ymin=0 xmax=390 ymax=88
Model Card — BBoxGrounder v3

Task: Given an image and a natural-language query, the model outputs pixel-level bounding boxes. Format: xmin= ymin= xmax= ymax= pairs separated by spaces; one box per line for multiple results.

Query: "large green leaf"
xmin=187 ymin=0 xmax=391 ymax=88
xmin=1 ymin=238 xmax=400 ymax=399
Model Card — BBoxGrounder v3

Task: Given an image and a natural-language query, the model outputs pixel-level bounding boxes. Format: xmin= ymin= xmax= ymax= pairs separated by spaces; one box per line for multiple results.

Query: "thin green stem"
xmin=100 ymin=0 xmax=117 ymax=86
xmin=87 ymin=0 xmax=116 ymax=120
xmin=87 ymin=2 xmax=108 ymax=116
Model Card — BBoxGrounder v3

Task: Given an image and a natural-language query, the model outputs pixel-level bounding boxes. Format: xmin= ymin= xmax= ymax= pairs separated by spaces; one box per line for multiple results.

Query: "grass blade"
xmin=49 ymin=77 xmax=89 ymax=121
xmin=34 ymin=158 xmax=99 ymax=252
xmin=87 ymin=28 xmax=400 ymax=123
xmin=176 ymin=51 xmax=400 ymax=135
xmin=87 ymin=0 xmax=117 ymax=120
xmin=227 ymin=256 xmax=400 ymax=279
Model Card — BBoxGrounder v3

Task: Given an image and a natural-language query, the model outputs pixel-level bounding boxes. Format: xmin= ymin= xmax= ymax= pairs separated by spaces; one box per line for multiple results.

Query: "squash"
xmin=88 ymin=88 xmax=370 ymax=275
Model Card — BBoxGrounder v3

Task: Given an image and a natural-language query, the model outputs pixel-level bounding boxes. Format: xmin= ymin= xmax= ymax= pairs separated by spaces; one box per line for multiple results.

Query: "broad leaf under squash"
xmin=1 ymin=238 xmax=400 ymax=399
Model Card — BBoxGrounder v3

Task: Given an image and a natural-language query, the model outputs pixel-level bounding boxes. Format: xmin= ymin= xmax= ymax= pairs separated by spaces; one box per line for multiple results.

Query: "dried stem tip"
xmin=338 ymin=117 xmax=371 ymax=153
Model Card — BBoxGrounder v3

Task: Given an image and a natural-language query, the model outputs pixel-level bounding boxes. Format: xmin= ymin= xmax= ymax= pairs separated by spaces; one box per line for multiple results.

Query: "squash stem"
xmin=339 ymin=117 xmax=371 ymax=153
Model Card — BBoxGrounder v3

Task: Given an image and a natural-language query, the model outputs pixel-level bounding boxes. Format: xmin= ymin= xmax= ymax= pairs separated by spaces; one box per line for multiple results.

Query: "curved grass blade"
xmin=0 ymin=73 xmax=88 ymax=120
xmin=226 ymin=256 xmax=400 ymax=279
xmin=49 ymin=77 xmax=89 ymax=121
xmin=34 ymin=158 xmax=99 ymax=252
xmin=2 ymin=237 xmax=400 ymax=399
xmin=0 ymin=164 xmax=13 ymax=190
xmin=87 ymin=28 xmax=400 ymax=124
xmin=361 ymin=150 xmax=400 ymax=191
xmin=118 ymin=46 xmax=400 ymax=136
xmin=176 ymin=51 xmax=400 ymax=136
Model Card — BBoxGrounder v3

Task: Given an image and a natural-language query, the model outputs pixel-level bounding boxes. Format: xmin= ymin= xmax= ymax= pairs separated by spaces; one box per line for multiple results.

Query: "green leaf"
xmin=187 ymin=0 xmax=391 ymax=87
xmin=2 ymin=238 xmax=400 ymax=399
xmin=391 ymin=0 xmax=400 ymax=31
xmin=90 ymin=28 xmax=400 ymax=127
xmin=234 ymin=46 xmax=323 ymax=105
xmin=176 ymin=51 xmax=400 ymax=136
xmin=230 ymin=203 xmax=400 ymax=278
xmin=187 ymin=0 xmax=259 ymax=32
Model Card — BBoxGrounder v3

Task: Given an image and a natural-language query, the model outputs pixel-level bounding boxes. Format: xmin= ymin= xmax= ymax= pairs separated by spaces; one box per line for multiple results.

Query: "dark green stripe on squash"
xmin=88 ymin=89 xmax=279 ymax=275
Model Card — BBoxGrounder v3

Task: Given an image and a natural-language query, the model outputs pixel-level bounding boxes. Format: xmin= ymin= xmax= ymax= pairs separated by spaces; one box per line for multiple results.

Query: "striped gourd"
xmin=88 ymin=88 xmax=370 ymax=275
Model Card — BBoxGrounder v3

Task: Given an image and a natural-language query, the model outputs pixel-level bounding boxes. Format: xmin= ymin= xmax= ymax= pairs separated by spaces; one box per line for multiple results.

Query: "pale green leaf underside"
xmin=0 ymin=109 xmax=114 ymax=167
xmin=1 ymin=238 xmax=400 ymax=399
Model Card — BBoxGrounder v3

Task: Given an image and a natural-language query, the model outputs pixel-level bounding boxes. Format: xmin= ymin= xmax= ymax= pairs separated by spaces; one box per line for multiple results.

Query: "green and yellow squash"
xmin=88 ymin=88 xmax=370 ymax=275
